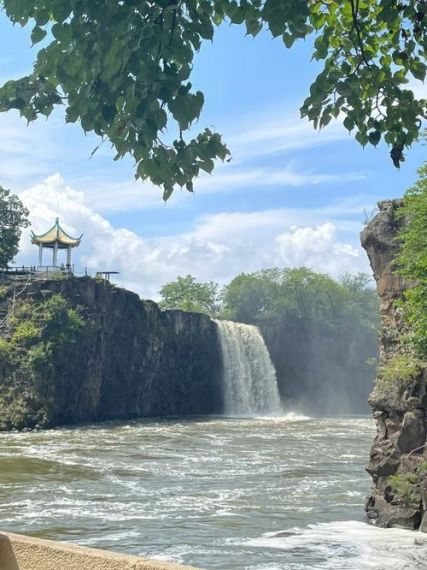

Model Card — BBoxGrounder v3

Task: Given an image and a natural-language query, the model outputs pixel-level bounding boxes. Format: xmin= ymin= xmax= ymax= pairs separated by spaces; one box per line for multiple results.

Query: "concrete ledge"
xmin=0 ymin=532 xmax=199 ymax=570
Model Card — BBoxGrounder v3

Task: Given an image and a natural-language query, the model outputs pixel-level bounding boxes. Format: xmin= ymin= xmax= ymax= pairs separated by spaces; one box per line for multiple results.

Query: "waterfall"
xmin=215 ymin=320 xmax=282 ymax=415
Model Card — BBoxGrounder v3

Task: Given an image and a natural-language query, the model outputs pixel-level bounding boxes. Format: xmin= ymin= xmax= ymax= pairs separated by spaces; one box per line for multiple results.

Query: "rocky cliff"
xmin=0 ymin=277 xmax=223 ymax=429
xmin=361 ymin=200 xmax=427 ymax=529
xmin=0 ymin=273 xmax=378 ymax=431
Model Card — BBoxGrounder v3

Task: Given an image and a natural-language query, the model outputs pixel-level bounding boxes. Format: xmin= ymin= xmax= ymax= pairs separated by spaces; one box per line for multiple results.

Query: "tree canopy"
xmin=221 ymin=267 xmax=379 ymax=327
xmin=0 ymin=187 xmax=29 ymax=268
xmin=159 ymin=274 xmax=220 ymax=315
xmin=1 ymin=1 xmax=426 ymax=198
xmin=158 ymin=268 xmax=379 ymax=334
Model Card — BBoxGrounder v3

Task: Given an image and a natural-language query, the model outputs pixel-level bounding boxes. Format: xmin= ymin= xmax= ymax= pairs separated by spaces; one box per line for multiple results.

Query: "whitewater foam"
xmin=242 ymin=520 xmax=427 ymax=569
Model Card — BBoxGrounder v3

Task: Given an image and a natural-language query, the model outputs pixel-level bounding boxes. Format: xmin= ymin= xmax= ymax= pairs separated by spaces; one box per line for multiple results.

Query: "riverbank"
xmin=0 ymin=531 xmax=197 ymax=570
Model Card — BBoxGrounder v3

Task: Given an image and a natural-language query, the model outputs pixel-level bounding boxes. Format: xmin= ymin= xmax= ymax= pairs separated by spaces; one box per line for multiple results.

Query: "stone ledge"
xmin=0 ymin=531 xmax=199 ymax=570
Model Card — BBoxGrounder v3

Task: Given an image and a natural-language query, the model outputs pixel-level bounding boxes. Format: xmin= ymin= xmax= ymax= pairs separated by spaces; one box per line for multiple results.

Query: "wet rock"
xmin=366 ymin=493 xmax=422 ymax=529
xmin=420 ymin=512 xmax=427 ymax=533
xmin=397 ymin=411 xmax=426 ymax=454
xmin=374 ymin=411 xmax=387 ymax=438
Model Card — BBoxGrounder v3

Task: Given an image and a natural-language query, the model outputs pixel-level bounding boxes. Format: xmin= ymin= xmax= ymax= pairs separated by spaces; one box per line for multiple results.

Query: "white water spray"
xmin=215 ymin=320 xmax=282 ymax=415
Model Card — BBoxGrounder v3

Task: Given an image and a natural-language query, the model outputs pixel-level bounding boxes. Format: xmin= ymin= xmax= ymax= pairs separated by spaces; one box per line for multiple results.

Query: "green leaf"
xmin=199 ymin=158 xmax=214 ymax=173
xmin=368 ymin=130 xmax=381 ymax=146
xmin=31 ymin=26 xmax=47 ymax=45
xmin=356 ymin=131 xmax=369 ymax=146
xmin=410 ymin=60 xmax=427 ymax=81
xmin=163 ymin=185 xmax=174 ymax=201
xmin=343 ymin=116 xmax=354 ymax=131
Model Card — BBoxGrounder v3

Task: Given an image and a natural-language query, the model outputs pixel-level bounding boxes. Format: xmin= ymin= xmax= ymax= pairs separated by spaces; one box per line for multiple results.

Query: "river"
xmin=1 ymin=415 xmax=427 ymax=569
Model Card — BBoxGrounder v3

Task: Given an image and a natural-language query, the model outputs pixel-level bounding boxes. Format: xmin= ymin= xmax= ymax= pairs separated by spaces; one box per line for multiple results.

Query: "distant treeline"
xmin=158 ymin=267 xmax=380 ymax=332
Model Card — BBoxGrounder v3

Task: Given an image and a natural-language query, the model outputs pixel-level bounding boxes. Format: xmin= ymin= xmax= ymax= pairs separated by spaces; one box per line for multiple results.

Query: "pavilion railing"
xmin=0 ymin=266 xmax=75 ymax=283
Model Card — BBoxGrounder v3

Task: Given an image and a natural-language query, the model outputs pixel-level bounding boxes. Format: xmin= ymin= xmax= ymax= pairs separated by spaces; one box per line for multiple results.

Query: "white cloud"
xmin=227 ymin=113 xmax=350 ymax=159
xmin=16 ymin=175 xmax=371 ymax=299
xmin=275 ymin=223 xmax=360 ymax=276
xmin=195 ymin=162 xmax=365 ymax=192
xmin=75 ymin=162 xmax=365 ymax=214
xmin=0 ymin=99 xmax=365 ymax=215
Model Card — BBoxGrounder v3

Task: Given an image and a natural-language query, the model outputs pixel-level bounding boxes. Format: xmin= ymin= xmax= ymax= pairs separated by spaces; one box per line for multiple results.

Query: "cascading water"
xmin=215 ymin=320 xmax=282 ymax=415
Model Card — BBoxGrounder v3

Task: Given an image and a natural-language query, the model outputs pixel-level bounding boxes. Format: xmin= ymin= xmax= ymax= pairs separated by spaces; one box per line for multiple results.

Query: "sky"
xmin=2 ymin=14 xmax=426 ymax=299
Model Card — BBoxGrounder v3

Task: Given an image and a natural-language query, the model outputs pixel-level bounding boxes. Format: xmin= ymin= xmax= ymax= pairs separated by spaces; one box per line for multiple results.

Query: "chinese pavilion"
xmin=31 ymin=218 xmax=83 ymax=268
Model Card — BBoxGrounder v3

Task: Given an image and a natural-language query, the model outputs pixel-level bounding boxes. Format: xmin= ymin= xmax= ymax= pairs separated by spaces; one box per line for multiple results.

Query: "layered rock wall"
xmin=0 ymin=278 xmax=223 ymax=429
xmin=361 ymin=200 xmax=427 ymax=529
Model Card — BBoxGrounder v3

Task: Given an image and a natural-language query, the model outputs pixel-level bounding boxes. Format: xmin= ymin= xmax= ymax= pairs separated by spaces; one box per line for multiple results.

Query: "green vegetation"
xmin=0 ymin=187 xmax=29 ymax=268
xmin=222 ymin=268 xmax=379 ymax=327
xmin=1 ymin=2 xmax=426 ymax=197
xmin=0 ymin=293 xmax=85 ymax=429
xmin=378 ymin=354 xmax=423 ymax=385
xmin=159 ymin=268 xmax=379 ymax=334
xmin=397 ymin=162 xmax=427 ymax=359
xmin=159 ymin=274 xmax=220 ymax=316
xmin=388 ymin=472 xmax=420 ymax=507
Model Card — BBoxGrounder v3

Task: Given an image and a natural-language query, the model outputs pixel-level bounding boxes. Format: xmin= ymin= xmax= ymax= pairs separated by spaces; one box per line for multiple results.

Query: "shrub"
xmin=378 ymin=354 xmax=423 ymax=385
xmin=388 ymin=472 xmax=420 ymax=507
xmin=12 ymin=321 xmax=41 ymax=344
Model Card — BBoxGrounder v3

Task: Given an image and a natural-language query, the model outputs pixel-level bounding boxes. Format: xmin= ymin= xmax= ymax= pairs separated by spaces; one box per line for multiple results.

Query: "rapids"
xmin=1 ymin=416 xmax=427 ymax=569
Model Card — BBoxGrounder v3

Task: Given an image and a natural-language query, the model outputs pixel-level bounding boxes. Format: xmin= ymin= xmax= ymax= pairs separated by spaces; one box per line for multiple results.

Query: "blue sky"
xmin=2 ymin=14 xmax=426 ymax=298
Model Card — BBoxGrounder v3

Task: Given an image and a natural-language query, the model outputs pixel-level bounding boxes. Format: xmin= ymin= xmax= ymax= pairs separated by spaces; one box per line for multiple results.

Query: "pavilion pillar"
xmin=38 ymin=244 xmax=43 ymax=267
xmin=53 ymin=242 xmax=58 ymax=267
xmin=67 ymin=246 xmax=71 ymax=267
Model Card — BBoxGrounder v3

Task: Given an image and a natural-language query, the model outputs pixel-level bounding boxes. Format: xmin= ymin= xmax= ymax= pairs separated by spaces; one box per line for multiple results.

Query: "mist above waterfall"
xmin=220 ymin=269 xmax=379 ymax=415
xmin=215 ymin=320 xmax=282 ymax=416
xmin=158 ymin=267 xmax=379 ymax=416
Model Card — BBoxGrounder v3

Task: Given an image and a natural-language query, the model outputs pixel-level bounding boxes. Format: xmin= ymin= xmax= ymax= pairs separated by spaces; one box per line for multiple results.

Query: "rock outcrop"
xmin=361 ymin=199 xmax=427 ymax=529
xmin=0 ymin=278 xmax=223 ymax=429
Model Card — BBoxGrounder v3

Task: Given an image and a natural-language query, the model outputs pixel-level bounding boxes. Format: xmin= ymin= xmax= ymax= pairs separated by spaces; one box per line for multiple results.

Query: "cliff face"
xmin=0 ymin=273 xmax=378 ymax=430
xmin=361 ymin=200 xmax=427 ymax=529
xmin=259 ymin=317 xmax=376 ymax=415
xmin=0 ymin=278 xmax=223 ymax=429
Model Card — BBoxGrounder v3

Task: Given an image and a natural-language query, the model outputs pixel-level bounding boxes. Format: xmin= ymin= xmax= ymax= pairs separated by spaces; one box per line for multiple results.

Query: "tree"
xmin=222 ymin=266 xmax=379 ymax=326
xmin=159 ymin=274 xmax=220 ymax=316
xmin=221 ymin=269 xmax=283 ymax=322
xmin=0 ymin=1 xmax=426 ymax=198
xmin=339 ymin=272 xmax=380 ymax=330
xmin=0 ymin=187 xmax=30 ymax=268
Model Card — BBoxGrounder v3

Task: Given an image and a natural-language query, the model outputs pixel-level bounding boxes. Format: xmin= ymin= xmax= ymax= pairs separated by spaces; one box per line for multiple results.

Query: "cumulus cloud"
xmin=275 ymin=223 xmax=360 ymax=276
xmin=16 ymin=175 xmax=371 ymax=299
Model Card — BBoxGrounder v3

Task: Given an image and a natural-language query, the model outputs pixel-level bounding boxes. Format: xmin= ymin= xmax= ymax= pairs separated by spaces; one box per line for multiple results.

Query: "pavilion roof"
xmin=31 ymin=218 xmax=83 ymax=249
